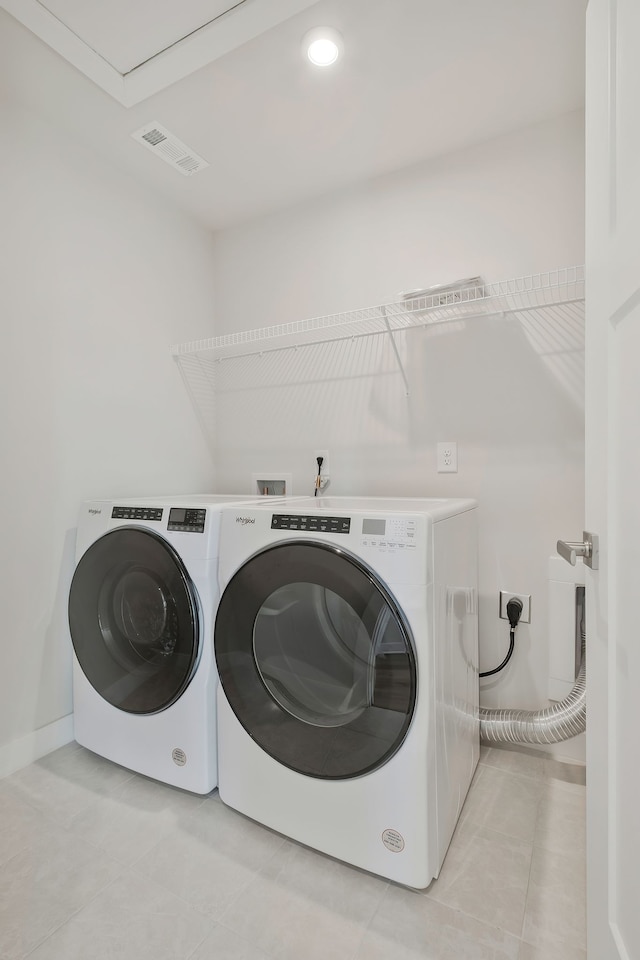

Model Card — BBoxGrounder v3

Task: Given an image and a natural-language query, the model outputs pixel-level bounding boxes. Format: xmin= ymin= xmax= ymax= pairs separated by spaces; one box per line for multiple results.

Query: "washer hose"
xmin=479 ymin=628 xmax=586 ymax=744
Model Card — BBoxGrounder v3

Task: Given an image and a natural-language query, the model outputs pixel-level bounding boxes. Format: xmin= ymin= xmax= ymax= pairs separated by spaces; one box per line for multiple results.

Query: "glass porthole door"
xmin=214 ymin=540 xmax=416 ymax=779
xmin=68 ymin=527 xmax=200 ymax=714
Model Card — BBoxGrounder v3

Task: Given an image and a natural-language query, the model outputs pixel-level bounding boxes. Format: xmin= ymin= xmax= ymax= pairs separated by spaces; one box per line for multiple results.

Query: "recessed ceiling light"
xmin=303 ymin=27 xmax=343 ymax=67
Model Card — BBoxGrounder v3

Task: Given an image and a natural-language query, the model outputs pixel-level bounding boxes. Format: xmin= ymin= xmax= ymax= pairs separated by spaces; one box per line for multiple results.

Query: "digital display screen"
xmin=362 ymin=518 xmax=386 ymax=536
xmin=167 ymin=507 xmax=206 ymax=532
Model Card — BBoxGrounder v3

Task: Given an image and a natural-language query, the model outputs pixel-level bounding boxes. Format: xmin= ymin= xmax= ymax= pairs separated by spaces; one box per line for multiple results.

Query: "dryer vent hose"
xmin=479 ymin=629 xmax=586 ymax=744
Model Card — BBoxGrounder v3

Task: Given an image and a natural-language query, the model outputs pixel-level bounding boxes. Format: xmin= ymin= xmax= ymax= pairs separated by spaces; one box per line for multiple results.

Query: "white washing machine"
xmin=214 ymin=496 xmax=479 ymax=886
xmin=68 ymin=494 xmax=296 ymax=794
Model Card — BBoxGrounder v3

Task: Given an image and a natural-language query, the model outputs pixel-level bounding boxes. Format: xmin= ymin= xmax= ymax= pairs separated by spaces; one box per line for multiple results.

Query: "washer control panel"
xmin=167 ymin=508 xmax=206 ymax=533
xmin=112 ymin=506 xmax=163 ymax=521
xmin=272 ymin=514 xmax=351 ymax=534
xmin=360 ymin=516 xmax=418 ymax=551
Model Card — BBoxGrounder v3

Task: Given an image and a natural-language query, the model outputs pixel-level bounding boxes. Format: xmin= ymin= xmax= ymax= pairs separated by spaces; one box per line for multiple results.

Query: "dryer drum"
xmin=215 ymin=539 xmax=417 ymax=780
xmin=69 ymin=527 xmax=200 ymax=715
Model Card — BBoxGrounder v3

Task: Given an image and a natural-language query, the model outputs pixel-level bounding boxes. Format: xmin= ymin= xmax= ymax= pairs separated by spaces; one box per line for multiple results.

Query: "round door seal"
xmin=382 ymin=828 xmax=405 ymax=853
xmin=172 ymin=748 xmax=187 ymax=767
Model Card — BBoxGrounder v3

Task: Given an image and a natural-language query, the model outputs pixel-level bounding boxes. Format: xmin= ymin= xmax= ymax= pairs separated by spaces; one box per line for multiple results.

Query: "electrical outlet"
xmin=437 ymin=441 xmax=458 ymax=473
xmin=499 ymin=591 xmax=531 ymax=624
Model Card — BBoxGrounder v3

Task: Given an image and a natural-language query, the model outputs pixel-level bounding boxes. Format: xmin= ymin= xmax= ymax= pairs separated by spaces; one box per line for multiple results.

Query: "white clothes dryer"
xmin=214 ymin=496 xmax=479 ymax=886
xmin=68 ymin=494 xmax=294 ymax=794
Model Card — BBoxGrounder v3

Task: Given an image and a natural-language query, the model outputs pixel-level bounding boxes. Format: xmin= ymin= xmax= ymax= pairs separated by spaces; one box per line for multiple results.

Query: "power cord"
xmin=480 ymin=597 xmax=523 ymax=678
xmin=314 ymin=456 xmax=324 ymax=496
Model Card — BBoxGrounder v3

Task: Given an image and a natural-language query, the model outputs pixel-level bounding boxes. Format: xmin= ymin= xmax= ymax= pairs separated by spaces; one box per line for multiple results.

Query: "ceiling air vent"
xmin=131 ymin=122 xmax=209 ymax=176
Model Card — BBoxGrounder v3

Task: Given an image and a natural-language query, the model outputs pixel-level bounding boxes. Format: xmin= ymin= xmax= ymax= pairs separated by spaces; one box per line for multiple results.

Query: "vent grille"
xmin=131 ymin=122 xmax=209 ymax=177
xmin=401 ymin=277 xmax=485 ymax=307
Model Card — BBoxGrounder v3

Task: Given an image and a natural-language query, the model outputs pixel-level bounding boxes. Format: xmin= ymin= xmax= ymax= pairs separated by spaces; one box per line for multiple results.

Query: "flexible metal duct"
xmin=479 ymin=630 xmax=586 ymax=744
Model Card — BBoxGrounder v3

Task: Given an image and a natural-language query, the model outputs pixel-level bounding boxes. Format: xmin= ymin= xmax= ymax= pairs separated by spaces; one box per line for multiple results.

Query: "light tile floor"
xmin=0 ymin=742 xmax=586 ymax=960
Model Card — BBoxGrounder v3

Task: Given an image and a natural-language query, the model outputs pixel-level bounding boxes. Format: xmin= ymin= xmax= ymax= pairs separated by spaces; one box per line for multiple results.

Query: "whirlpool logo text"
xmin=235 ymin=516 xmax=256 ymax=525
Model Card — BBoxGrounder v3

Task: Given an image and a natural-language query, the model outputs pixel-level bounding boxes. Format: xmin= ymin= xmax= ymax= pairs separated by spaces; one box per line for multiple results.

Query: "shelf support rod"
xmin=380 ymin=305 xmax=410 ymax=396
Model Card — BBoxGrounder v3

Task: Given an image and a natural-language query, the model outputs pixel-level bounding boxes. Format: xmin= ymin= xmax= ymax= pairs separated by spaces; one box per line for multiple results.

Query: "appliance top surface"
xmin=85 ymin=494 xmax=291 ymax=508
xmin=250 ymin=495 xmax=477 ymax=520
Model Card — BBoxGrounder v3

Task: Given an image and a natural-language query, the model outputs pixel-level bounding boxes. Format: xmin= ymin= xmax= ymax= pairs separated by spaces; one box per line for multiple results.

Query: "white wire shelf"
xmin=171 ymin=265 xmax=585 ymax=362
xmin=172 ymin=265 xmax=585 ymax=422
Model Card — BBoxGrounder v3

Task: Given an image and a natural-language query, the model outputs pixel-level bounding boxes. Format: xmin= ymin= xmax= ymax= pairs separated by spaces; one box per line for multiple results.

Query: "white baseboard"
xmin=0 ymin=714 xmax=75 ymax=780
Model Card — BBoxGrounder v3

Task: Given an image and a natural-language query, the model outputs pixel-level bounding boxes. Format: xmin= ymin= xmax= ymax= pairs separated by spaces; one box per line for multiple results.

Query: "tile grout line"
xmin=347 ymin=880 xmax=393 ymax=960
xmin=517 ymin=790 xmax=542 ymax=944
xmin=21 ymin=869 xmax=127 ymax=960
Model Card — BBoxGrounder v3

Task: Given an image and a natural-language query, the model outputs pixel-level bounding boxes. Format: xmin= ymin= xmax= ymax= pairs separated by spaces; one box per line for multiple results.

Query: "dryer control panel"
xmin=112 ymin=506 xmax=163 ymax=521
xmin=168 ymin=508 xmax=206 ymax=533
xmin=272 ymin=514 xmax=351 ymax=534
xmin=360 ymin=516 xmax=418 ymax=552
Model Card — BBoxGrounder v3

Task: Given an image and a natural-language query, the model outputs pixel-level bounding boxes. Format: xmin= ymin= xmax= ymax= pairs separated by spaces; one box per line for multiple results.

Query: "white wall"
xmin=0 ymin=99 xmax=217 ymax=775
xmin=209 ymin=111 xmax=586 ymax=761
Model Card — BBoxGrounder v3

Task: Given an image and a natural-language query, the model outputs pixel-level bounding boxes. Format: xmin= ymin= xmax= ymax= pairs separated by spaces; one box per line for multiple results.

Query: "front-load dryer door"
xmin=215 ymin=540 xmax=416 ymax=779
xmin=69 ymin=527 xmax=200 ymax=715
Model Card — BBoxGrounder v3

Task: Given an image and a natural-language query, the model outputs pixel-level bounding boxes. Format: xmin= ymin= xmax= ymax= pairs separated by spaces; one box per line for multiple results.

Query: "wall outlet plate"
xmin=437 ymin=441 xmax=457 ymax=473
xmin=314 ymin=449 xmax=330 ymax=477
xmin=499 ymin=591 xmax=531 ymax=624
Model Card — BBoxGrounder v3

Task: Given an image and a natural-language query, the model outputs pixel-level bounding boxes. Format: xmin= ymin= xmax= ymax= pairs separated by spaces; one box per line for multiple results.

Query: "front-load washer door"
xmin=215 ymin=540 xmax=416 ymax=780
xmin=69 ymin=527 xmax=200 ymax=715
